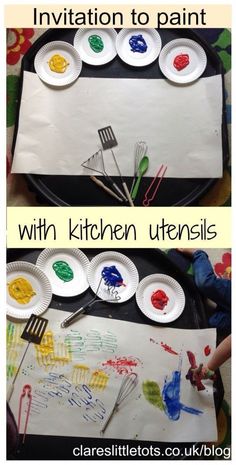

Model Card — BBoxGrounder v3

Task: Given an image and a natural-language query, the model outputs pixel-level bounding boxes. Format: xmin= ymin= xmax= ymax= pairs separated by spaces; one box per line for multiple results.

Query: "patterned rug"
xmin=7 ymin=28 xmax=231 ymax=206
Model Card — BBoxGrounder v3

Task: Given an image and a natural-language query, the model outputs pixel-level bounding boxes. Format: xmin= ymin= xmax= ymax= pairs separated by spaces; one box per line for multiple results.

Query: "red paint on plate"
xmin=151 ymin=289 xmax=169 ymax=310
xmin=173 ymin=53 xmax=190 ymax=71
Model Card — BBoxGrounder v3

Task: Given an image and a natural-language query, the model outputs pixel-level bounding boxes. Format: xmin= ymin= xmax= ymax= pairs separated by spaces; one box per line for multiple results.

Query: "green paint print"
xmin=7 ymin=364 xmax=16 ymax=379
xmin=142 ymin=380 xmax=164 ymax=411
xmin=52 ymin=261 xmax=74 ymax=282
xmin=7 ymin=322 xmax=14 ymax=345
xmin=88 ymin=35 xmax=104 ymax=53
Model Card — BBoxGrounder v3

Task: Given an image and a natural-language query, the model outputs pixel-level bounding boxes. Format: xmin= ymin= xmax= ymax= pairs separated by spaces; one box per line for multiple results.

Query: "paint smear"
xmin=88 ymin=35 xmax=104 ymax=53
xmin=102 ymin=356 xmax=139 ymax=375
xmin=151 ymin=290 xmax=169 ymax=310
xmin=173 ymin=54 xmax=190 ymax=71
xmin=129 ymin=34 xmax=148 ymax=53
xmin=186 ymin=351 xmax=206 ymax=391
xmin=101 ymin=266 xmax=126 ymax=287
xmin=8 ymin=277 xmax=36 ymax=304
xmin=204 ymin=345 xmax=211 ymax=356
xmin=162 ymin=370 xmax=203 ymax=420
xmin=161 ymin=342 xmax=178 ymax=355
xmin=52 ymin=261 xmax=74 ymax=282
xmin=48 ymin=54 xmax=69 ymax=73
xmin=142 ymin=381 xmax=164 ymax=411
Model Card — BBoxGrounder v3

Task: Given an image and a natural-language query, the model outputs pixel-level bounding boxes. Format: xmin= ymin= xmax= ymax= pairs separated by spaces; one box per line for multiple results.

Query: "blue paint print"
xmin=102 ymin=266 xmax=125 ymax=287
xmin=162 ymin=370 xmax=203 ymax=421
xmin=129 ymin=35 xmax=148 ymax=53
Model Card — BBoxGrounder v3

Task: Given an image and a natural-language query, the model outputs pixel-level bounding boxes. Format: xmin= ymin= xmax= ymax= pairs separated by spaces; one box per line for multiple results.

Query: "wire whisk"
xmin=130 ymin=141 xmax=148 ymax=194
xmin=61 ymin=277 xmax=121 ymax=329
xmin=100 ymin=373 xmax=138 ymax=434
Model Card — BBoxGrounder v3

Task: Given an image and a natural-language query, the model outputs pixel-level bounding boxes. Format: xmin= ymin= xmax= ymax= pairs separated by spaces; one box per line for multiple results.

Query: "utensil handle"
xmin=90 ymin=176 xmax=123 ymax=202
xmin=112 ymin=181 xmax=128 ymax=201
xmin=61 ymin=306 xmax=86 ymax=328
xmin=129 ymin=177 xmax=136 ymax=195
xmin=100 ymin=405 xmax=117 ymax=435
xmin=131 ymin=174 xmax=142 ymax=200
xmin=7 ymin=383 xmax=14 ymax=402
xmin=123 ymin=182 xmax=134 ymax=207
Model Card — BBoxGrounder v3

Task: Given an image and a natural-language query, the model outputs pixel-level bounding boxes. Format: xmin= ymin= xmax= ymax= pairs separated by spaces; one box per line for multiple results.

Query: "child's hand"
xmin=192 ymin=364 xmax=215 ymax=381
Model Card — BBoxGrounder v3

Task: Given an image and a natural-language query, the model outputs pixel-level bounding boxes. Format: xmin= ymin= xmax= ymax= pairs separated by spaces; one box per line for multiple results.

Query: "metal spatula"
xmin=7 ymin=314 xmax=48 ymax=402
xmin=98 ymin=126 xmax=134 ymax=206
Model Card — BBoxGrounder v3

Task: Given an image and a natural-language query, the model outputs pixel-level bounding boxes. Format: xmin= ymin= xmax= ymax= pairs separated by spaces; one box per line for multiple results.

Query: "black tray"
xmin=12 ymin=28 xmax=229 ymax=206
xmin=7 ymin=248 xmax=224 ymax=460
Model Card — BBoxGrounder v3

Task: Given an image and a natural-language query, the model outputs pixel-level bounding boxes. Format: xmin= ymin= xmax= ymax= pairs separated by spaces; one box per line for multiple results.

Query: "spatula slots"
xmin=98 ymin=126 xmax=134 ymax=206
xmin=7 ymin=314 xmax=48 ymax=402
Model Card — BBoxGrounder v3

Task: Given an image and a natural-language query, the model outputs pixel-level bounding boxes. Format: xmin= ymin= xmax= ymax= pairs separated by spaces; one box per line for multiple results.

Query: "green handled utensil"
xmin=131 ymin=155 xmax=149 ymax=200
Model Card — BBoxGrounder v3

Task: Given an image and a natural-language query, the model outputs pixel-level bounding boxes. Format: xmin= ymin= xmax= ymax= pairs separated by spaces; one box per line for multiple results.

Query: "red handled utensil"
xmin=18 ymin=384 xmax=32 ymax=444
xmin=142 ymin=164 xmax=167 ymax=206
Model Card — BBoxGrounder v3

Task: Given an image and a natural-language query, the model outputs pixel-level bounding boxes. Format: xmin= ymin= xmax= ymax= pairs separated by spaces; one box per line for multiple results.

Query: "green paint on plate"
xmin=52 ymin=260 xmax=74 ymax=282
xmin=88 ymin=35 xmax=104 ymax=53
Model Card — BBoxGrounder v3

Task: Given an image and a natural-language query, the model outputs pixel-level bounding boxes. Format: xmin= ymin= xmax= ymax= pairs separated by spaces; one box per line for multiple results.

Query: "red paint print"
xmin=186 ymin=351 xmax=205 ymax=391
xmin=173 ymin=53 xmax=190 ymax=71
xmin=161 ymin=342 xmax=178 ymax=355
xmin=204 ymin=345 xmax=211 ymax=356
xmin=102 ymin=356 xmax=140 ymax=375
xmin=151 ymin=289 xmax=169 ymax=310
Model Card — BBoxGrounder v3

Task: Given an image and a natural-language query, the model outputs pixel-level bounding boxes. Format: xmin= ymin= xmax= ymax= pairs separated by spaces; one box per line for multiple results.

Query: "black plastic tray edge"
xmin=11 ymin=28 xmax=230 ymax=206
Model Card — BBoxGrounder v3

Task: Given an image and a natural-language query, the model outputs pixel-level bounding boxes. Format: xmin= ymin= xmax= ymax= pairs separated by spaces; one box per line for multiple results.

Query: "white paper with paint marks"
xmin=7 ymin=308 xmax=217 ymax=442
xmin=12 ymin=71 xmax=223 ymax=178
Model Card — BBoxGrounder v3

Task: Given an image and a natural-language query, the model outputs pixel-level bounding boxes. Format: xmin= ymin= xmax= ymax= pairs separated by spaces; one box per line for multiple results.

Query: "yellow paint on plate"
xmin=48 ymin=54 xmax=69 ymax=73
xmin=7 ymin=277 xmax=36 ymax=304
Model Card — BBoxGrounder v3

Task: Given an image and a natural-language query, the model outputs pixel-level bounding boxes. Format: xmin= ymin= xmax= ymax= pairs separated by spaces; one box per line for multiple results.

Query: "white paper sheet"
xmin=12 ymin=71 xmax=223 ymax=178
xmin=7 ymin=308 xmax=217 ymax=442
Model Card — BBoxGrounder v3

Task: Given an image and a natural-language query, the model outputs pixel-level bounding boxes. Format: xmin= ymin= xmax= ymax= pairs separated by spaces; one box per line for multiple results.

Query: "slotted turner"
xmin=7 ymin=314 xmax=48 ymax=402
xmin=98 ymin=126 xmax=134 ymax=207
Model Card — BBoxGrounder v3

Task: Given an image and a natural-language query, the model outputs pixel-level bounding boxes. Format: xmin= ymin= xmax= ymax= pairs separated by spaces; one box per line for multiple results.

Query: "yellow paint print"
xmin=53 ymin=343 xmax=72 ymax=365
xmin=48 ymin=54 xmax=69 ymax=73
xmin=8 ymin=277 xmax=36 ymax=304
xmin=35 ymin=331 xmax=71 ymax=368
xmin=72 ymin=364 xmax=90 ymax=384
xmin=88 ymin=370 xmax=109 ymax=391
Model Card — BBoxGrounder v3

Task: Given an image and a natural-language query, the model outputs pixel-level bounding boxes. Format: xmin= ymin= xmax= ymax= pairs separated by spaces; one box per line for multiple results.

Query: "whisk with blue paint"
xmin=102 ymin=265 xmax=126 ymax=300
xmin=61 ymin=266 xmax=123 ymax=328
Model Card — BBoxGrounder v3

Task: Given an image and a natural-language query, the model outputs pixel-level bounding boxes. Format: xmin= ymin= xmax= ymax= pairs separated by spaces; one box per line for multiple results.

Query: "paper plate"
xmin=87 ymin=251 xmax=139 ymax=303
xmin=36 ymin=248 xmax=90 ymax=297
xmin=34 ymin=41 xmax=82 ymax=86
xmin=116 ymin=29 xmax=162 ymax=67
xmin=136 ymin=274 xmax=185 ymax=323
xmin=73 ymin=28 xmax=117 ymax=65
xmin=7 ymin=261 xmax=52 ymax=320
xmin=159 ymin=38 xmax=207 ymax=84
